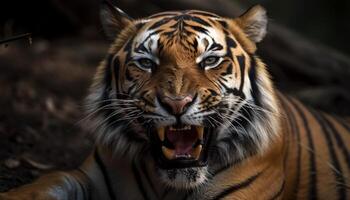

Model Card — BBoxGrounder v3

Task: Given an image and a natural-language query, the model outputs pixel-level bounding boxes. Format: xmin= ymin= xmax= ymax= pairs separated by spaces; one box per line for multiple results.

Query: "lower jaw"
xmin=158 ymin=166 xmax=209 ymax=189
xmin=156 ymin=156 xmax=208 ymax=169
xmin=151 ymin=127 xmax=213 ymax=169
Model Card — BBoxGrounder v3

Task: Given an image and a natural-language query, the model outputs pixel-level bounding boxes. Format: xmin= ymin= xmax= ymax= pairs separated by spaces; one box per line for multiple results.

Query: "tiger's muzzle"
xmin=150 ymin=93 xmax=213 ymax=169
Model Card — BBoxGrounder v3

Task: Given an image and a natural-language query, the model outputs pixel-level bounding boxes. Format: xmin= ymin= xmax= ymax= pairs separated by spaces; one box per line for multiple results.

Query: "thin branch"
xmin=0 ymin=33 xmax=32 ymax=45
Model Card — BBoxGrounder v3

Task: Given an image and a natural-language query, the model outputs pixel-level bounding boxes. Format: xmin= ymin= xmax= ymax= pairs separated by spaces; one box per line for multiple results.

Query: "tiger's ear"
xmin=235 ymin=5 xmax=268 ymax=43
xmin=100 ymin=0 xmax=133 ymax=40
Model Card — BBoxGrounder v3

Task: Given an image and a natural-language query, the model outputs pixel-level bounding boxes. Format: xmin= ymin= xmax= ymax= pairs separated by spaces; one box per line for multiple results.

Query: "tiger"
xmin=1 ymin=1 xmax=349 ymax=200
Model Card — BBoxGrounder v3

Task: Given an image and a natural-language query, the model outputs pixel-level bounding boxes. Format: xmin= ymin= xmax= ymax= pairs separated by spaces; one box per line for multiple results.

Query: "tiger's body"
xmin=1 ymin=2 xmax=349 ymax=200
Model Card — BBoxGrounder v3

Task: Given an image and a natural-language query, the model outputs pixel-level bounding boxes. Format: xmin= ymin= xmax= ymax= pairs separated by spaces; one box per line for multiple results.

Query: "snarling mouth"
xmin=153 ymin=125 xmax=210 ymax=168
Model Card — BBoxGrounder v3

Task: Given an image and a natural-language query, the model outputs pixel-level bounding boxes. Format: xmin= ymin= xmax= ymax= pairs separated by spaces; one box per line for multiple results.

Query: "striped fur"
xmin=1 ymin=3 xmax=349 ymax=200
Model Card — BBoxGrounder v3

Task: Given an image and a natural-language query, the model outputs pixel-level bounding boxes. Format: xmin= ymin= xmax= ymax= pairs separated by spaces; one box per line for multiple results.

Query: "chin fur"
xmin=157 ymin=167 xmax=208 ymax=189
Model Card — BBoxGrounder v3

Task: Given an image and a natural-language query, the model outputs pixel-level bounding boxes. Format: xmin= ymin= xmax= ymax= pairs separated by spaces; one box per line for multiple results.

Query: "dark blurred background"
xmin=1 ymin=0 xmax=350 ymax=53
xmin=0 ymin=0 xmax=349 ymax=192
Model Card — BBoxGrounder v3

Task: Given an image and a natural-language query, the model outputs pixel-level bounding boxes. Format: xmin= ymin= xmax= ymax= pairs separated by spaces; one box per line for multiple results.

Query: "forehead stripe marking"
xmin=190 ymin=25 xmax=209 ymax=34
xmin=184 ymin=15 xmax=211 ymax=27
xmin=218 ymin=20 xmax=229 ymax=29
xmin=224 ymin=36 xmax=237 ymax=59
xmin=148 ymin=14 xmax=213 ymax=32
xmin=148 ymin=17 xmax=172 ymax=30
xmin=140 ymin=30 xmax=162 ymax=46
xmin=208 ymin=43 xmax=223 ymax=51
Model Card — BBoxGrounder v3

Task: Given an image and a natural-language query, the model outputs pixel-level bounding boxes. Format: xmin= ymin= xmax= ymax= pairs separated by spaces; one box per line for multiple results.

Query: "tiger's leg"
xmin=0 ymin=170 xmax=89 ymax=200
xmin=0 ymin=151 xmax=111 ymax=200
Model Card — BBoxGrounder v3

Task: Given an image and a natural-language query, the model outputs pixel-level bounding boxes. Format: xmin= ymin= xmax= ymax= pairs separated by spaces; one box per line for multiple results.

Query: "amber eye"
xmin=137 ymin=58 xmax=156 ymax=71
xmin=200 ymin=56 xmax=221 ymax=69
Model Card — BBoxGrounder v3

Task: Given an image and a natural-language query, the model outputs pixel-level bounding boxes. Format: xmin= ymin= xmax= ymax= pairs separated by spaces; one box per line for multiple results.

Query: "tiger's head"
xmin=87 ymin=1 xmax=280 ymax=189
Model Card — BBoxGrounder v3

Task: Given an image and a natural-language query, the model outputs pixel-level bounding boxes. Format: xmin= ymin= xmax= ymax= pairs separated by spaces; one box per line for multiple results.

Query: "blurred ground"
xmin=0 ymin=39 xmax=107 ymax=191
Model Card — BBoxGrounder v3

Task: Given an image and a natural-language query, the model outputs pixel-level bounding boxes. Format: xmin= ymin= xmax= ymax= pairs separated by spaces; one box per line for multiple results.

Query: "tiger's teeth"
xmin=192 ymin=145 xmax=202 ymax=160
xmin=196 ymin=126 xmax=204 ymax=140
xmin=162 ymin=146 xmax=175 ymax=160
xmin=169 ymin=125 xmax=192 ymax=131
xmin=175 ymin=154 xmax=191 ymax=158
xmin=157 ymin=127 xmax=165 ymax=141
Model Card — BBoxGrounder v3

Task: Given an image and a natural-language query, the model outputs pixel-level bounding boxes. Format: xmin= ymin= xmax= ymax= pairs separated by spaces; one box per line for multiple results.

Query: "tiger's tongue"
xmin=166 ymin=129 xmax=197 ymax=154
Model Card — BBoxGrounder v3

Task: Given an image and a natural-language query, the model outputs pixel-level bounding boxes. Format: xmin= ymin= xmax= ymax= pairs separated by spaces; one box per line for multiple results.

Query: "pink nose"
xmin=162 ymin=95 xmax=193 ymax=114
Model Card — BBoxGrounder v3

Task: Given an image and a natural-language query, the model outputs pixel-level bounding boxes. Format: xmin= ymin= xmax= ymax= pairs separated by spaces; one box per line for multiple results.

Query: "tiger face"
xmin=88 ymin=2 xmax=279 ymax=189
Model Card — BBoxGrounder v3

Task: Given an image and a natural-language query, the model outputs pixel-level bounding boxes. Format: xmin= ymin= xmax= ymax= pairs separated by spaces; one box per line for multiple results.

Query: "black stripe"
xmin=94 ymin=150 xmax=117 ymax=200
xmin=289 ymin=99 xmax=318 ymax=200
xmin=75 ymin=168 xmax=92 ymax=200
xmin=226 ymin=36 xmax=237 ymax=49
xmin=189 ymin=25 xmax=209 ymax=34
xmin=282 ymin=96 xmax=302 ymax=199
xmin=237 ymin=55 xmax=245 ymax=93
xmin=148 ymin=17 xmax=172 ymax=30
xmin=278 ymin=98 xmax=291 ymax=168
xmin=268 ymin=180 xmax=285 ymax=200
xmin=224 ymin=36 xmax=236 ymax=61
xmin=220 ymin=63 xmax=232 ymax=76
xmin=336 ymin=116 xmax=350 ymax=133
xmin=217 ymin=78 xmax=245 ymax=99
xmin=100 ymin=56 xmax=125 ymax=128
xmin=132 ymin=161 xmax=150 ymax=200
xmin=123 ymin=37 xmax=134 ymax=65
xmin=249 ymin=56 xmax=261 ymax=107
xmin=208 ymin=42 xmax=223 ymax=51
xmin=212 ymin=171 xmax=263 ymax=200
xmin=311 ymin=111 xmax=347 ymax=200
xmin=187 ymin=16 xmax=211 ymax=27
xmin=217 ymin=20 xmax=229 ymax=29
xmin=112 ymin=56 xmax=120 ymax=93
xmin=139 ymin=30 xmax=162 ymax=49
xmin=135 ymin=42 xmax=149 ymax=54
xmin=323 ymin=116 xmax=350 ymax=170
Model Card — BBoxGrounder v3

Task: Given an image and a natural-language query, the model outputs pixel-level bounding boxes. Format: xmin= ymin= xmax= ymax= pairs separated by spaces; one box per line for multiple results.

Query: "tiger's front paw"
xmin=0 ymin=188 xmax=58 ymax=200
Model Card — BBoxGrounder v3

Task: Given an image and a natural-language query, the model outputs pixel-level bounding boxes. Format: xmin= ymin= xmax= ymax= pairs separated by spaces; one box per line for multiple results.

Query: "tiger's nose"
xmin=161 ymin=95 xmax=194 ymax=115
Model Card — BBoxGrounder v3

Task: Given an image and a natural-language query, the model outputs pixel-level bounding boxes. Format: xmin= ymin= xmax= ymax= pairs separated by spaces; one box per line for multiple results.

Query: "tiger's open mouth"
xmin=152 ymin=125 xmax=210 ymax=169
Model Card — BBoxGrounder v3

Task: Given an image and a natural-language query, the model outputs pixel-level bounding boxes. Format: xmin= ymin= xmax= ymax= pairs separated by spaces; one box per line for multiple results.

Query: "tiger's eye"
xmin=203 ymin=56 xmax=219 ymax=66
xmin=138 ymin=58 xmax=156 ymax=71
xmin=139 ymin=59 xmax=153 ymax=68
xmin=200 ymin=56 xmax=220 ymax=69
